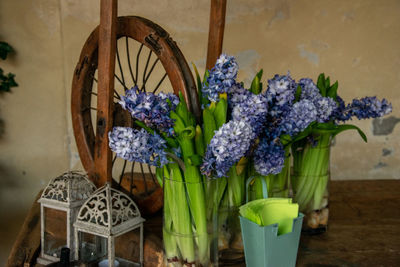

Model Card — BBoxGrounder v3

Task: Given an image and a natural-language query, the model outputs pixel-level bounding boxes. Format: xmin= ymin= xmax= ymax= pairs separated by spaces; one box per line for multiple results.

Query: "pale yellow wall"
xmin=0 ymin=0 xmax=399 ymax=260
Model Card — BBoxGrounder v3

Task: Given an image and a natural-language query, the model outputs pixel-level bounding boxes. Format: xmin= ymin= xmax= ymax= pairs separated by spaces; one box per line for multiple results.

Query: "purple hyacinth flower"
xmin=201 ymin=120 xmax=256 ymax=178
xmin=109 ymin=127 xmax=168 ymax=167
xmin=253 ymin=138 xmax=286 ymax=176
xmin=202 ymin=54 xmax=239 ymax=102
xmin=118 ymin=87 xmax=178 ymax=135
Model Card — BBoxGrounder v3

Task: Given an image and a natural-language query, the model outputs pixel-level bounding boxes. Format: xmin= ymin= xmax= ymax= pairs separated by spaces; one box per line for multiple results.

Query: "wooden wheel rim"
xmin=71 ymin=16 xmax=199 ymax=212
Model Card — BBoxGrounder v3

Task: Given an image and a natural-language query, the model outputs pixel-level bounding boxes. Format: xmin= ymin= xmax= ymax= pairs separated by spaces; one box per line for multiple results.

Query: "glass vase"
xmin=213 ymin=166 xmax=246 ymax=265
xmin=248 ymin=157 xmax=291 ymax=200
xmin=163 ymin=163 xmax=218 ymax=267
xmin=291 ymin=135 xmax=331 ymax=234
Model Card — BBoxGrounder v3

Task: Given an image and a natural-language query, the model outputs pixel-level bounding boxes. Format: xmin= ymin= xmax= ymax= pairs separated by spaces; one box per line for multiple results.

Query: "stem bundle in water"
xmin=292 ymin=134 xmax=331 ymax=213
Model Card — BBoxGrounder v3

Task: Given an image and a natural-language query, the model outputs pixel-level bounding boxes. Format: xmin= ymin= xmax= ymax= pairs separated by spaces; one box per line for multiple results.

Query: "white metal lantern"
xmin=37 ymin=171 xmax=96 ymax=265
xmin=74 ymin=183 xmax=145 ymax=267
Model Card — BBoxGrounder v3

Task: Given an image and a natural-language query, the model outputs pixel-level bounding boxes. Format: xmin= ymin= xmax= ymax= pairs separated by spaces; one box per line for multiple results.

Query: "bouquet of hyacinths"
xmin=290 ymin=74 xmax=392 ymax=231
xmin=109 ymin=86 xmax=214 ymax=266
xmin=108 ymin=54 xmax=269 ymax=266
xmin=197 ymin=57 xmax=323 ymax=258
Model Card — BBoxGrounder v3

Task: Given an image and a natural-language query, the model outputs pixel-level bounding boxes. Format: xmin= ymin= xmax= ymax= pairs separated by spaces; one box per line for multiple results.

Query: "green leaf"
xmin=295 ymin=84 xmax=302 ymax=102
xmin=203 ymin=69 xmax=210 ymax=83
xmin=0 ymin=42 xmax=14 ymax=60
xmin=203 ymin=108 xmax=217 ymax=145
xmin=0 ymin=69 xmax=18 ymax=93
xmin=317 ymin=73 xmax=326 ymax=96
xmin=324 ymin=77 xmax=330 ymax=89
xmin=327 ymin=81 xmax=338 ymax=100
xmin=176 ymin=92 xmax=195 ymax=127
xmin=213 ymin=98 xmax=227 ymax=128
xmin=181 ymin=126 xmax=196 ymax=139
xmin=170 ymin=111 xmax=186 ymax=134
xmin=156 ymin=167 xmax=164 ymax=187
xmin=188 ymin=154 xmax=202 ymax=166
xmin=192 ymin=63 xmax=203 ymax=101
xmin=194 ymin=125 xmax=205 ymax=156
xmin=333 ymin=124 xmax=367 ymax=142
xmin=192 ymin=63 xmax=203 ymax=94
xmin=312 ymin=123 xmax=367 ymax=142
xmin=250 ymin=69 xmax=263 ymax=95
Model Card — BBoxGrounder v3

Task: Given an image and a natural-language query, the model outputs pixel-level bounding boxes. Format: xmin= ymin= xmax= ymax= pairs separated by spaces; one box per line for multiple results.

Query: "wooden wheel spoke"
xmin=135 ymin=44 xmax=144 ymax=88
xmin=139 ymin=163 xmax=148 ymax=193
xmin=114 ymin=89 xmax=121 ymax=100
xmin=112 ymin=154 xmax=117 ymax=166
xmin=141 ymin=58 xmax=160 ymax=91
xmin=152 ymin=73 xmax=168 ymax=93
xmin=147 ymin=165 xmax=157 ymax=184
xmin=130 ymin=161 xmax=136 ymax=193
xmin=116 ymin=42 xmax=125 ymax=87
xmin=114 ymin=74 xmax=128 ymax=90
xmin=125 ymin=37 xmax=137 ymax=85
xmin=118 ymin=159 xmax=128 ymax=187
xmin=141 ymin=50 xmax=153 ymax=91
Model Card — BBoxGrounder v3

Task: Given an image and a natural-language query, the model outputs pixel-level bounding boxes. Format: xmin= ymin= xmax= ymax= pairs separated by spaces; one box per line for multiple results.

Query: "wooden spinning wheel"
xmin=71 ymin=15 xmax=200 ymax=214
xmin=7 ymin=1 xmax=227 ymax=265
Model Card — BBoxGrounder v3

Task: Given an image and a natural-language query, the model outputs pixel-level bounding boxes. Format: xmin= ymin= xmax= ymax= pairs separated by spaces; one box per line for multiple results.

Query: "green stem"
xmin=164 ymin=164 xmax=195 ymax=263
xmin=292 ymin=134 xmax=331 ymax=212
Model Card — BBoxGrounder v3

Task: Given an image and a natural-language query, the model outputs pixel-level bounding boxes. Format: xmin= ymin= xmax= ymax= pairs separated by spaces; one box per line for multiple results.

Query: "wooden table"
xmin=7 ymin=180 xmax=400 ymax=266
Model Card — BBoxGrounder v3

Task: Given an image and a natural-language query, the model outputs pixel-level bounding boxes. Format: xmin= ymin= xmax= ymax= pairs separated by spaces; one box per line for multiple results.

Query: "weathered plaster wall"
xmin=0 ymin=0 xmax=399 ymax=261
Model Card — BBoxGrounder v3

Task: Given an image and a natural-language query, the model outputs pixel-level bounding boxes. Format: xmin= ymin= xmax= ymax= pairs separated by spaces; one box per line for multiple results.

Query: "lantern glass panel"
xmin=115 ymin=228 xmax=141 ymax=266
xmin=78 ymin=231 xmax=107 ymax=263
xmin=43 ymin=207 xmax=67 ymax=257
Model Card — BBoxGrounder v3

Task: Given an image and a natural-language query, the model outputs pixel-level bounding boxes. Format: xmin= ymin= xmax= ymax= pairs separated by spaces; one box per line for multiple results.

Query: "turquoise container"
xmin=239 ymin=177 xmax=304 ymax=267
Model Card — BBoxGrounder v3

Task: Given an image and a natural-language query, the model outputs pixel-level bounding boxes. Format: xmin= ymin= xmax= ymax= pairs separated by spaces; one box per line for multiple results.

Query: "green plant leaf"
xmin=295 ymin=84 xmax=302 ymax=102
xmin=194 ymin=125 xmax=205 ymax=156
xmin=203 ymin=108 xmax=217 ymax=145
xmin=0 ymin=42 xmax=14 ymax=60
xmin=333 ymin=124 xmax=367 ymax=142
xmin=213 ymin=98 xmax=227 ymax=128
xmin=327 ymin=81 xmax=338 ymax=100
xmin=250 ymin=69 xmax=263 ymax=95
xmin=317 ymin=73 xmax=326 ymax=96
xmin=324 ymin=77 xmax=330 ymax=89
xmin=188 ymin=154 xmax=202 ymax=166
xmin=312 ymin=123 xmax=367 ymax=142
xmin=0 ymin=69 xmax=18 ymax=93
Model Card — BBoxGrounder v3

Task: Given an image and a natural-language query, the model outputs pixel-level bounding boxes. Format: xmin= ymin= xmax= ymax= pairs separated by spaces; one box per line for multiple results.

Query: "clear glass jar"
xmin=163 ymin=169 xmax=218 ymax=267
xmin=291 ymin=136 xmax=331 ymax=234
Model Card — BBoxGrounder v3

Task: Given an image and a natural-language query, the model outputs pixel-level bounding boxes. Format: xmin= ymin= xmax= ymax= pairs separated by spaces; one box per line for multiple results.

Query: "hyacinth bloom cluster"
xmin=281 ymin=99 xmax=317 ymax=136
xmin=202 ymin=54 xmax=239 ymax=102
xmin=254 ymin=138 xmax=286 ymax=175
xmin=201 ymin=120 xmax=256 ymax=178
xmin=339 ymin=96 xmax=392 ymax=121
xmin=298 ymin=78 xmax=338 ymax=123
xmin=264 ymin=73 xmax=297 ymax=116
xmin=119 ymin=87 xmax=179 ymax=134
xmin=232 ymin=92 xmax=269 ymax=134
xmin=108 ymin=127 xmax=168 ymax=167
xmin=227 ymin=83 xmax=252 ymax=108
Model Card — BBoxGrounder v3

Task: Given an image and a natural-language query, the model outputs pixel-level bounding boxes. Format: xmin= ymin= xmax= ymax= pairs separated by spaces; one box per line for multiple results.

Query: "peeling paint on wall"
xmin=374 ymin=162 xmax=388 ymax=169
xmin=382 ymin=148 xmax=393 ymax=157
xmin=372 ymin=116 xmax=400 ymax=135
xmin=298 ymin=44 xmax=319 ymax=66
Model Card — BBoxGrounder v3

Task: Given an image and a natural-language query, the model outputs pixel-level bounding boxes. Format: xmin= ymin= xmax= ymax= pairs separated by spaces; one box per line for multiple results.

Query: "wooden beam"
xmin=6 ymin=192 xmax=41 ymax=267
xmin=94 ymin=0 xmax=118 ymax=187
xmin=206 ymin=0 xmax=227 ymax=70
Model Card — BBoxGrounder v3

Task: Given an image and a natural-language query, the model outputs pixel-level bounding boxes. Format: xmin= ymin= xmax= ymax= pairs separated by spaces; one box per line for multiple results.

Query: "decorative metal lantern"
xmin=37 ymin=171 xmax=96 ymax=265
xmin=74 ymin=183 xmax=145 ymax=267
